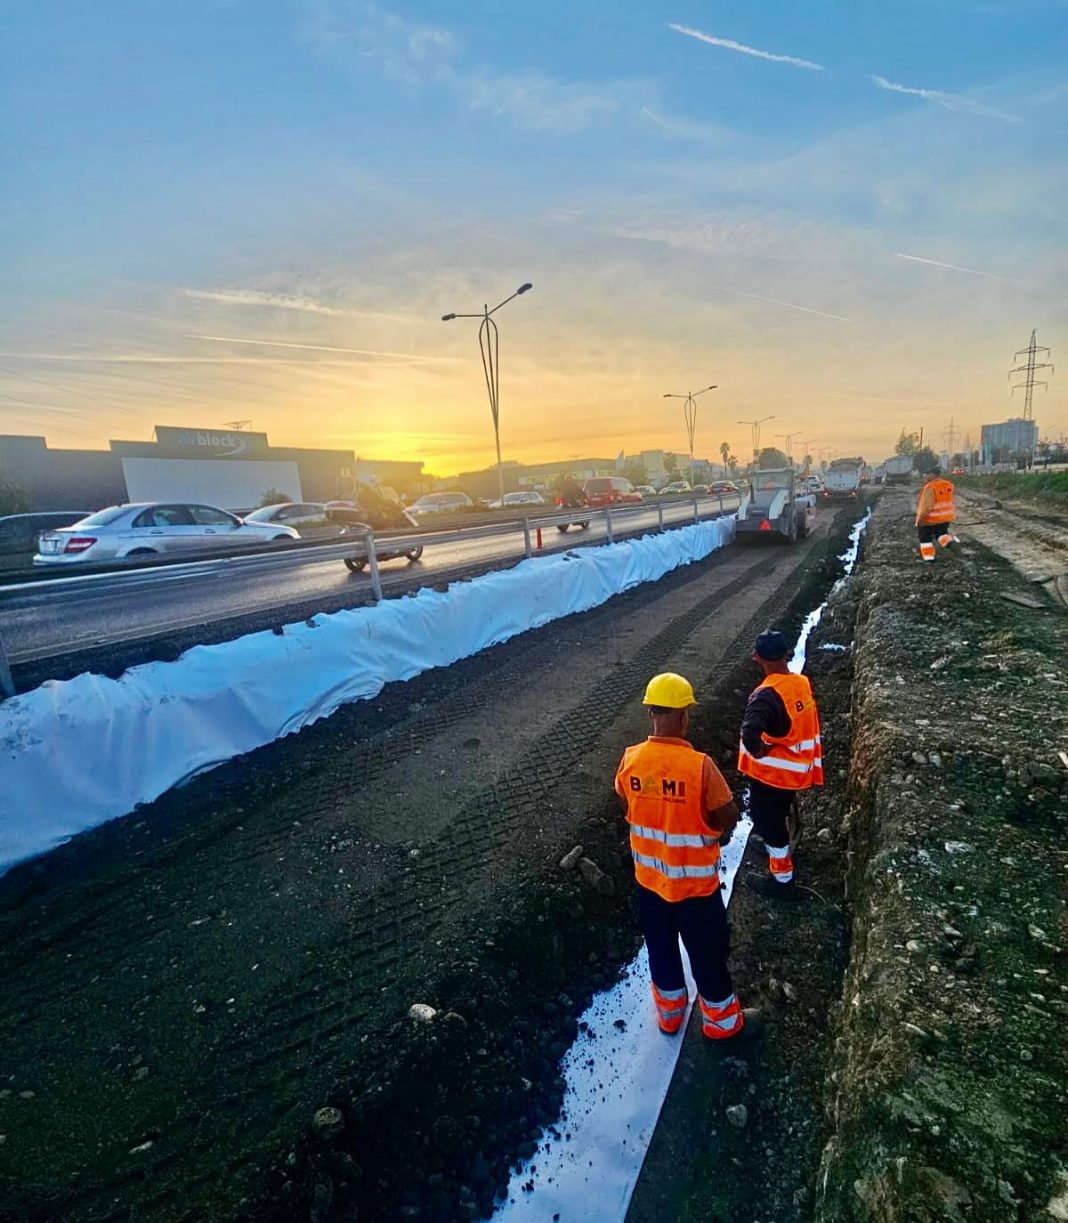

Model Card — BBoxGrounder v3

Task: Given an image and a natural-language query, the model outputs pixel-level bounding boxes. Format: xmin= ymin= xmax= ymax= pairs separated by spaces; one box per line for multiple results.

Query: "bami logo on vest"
xmin=630 ymin=776 xmax=688 ymax=800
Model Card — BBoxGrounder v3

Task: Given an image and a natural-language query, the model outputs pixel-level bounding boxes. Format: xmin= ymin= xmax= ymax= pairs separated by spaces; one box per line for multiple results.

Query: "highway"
xmin=1 ymin=496 xmax=740 ymax=669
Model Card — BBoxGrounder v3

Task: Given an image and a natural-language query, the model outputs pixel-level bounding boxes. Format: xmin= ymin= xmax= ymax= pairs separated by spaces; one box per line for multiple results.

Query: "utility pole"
xmin=737 ymin=415 xmax=775 ymax=461
xmin=1010 ymin=329 xmax=1054 ymax=422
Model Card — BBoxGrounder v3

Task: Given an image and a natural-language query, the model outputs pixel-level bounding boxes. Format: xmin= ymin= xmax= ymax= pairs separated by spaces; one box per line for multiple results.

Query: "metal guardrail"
xmin=0 ymin=495 xmax=737 ymax=695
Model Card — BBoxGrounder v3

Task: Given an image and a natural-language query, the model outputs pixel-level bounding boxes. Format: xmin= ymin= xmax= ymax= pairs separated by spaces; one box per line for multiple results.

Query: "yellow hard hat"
xmin=642 ymin=673 xmax=697 ymax=709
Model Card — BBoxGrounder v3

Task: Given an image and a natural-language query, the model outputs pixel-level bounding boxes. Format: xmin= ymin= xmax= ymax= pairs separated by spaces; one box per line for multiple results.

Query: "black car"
xmin=0 ymin=512 xmax=90 ymax=569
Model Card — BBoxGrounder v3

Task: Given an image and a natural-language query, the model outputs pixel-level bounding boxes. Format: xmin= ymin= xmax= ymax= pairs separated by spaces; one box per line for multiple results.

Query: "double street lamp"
xmin=442 ymin=283 xmax=533 ymax=506
xmin=663 ymin=385 xmax=717 ymax=488
xmin=737 ymin=415 xmax=775 ymax=461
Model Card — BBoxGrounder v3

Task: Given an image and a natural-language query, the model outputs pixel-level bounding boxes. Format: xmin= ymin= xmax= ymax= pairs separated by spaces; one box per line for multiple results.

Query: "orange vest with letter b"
xmin=738 ymin=673 xmax=824 ymax=791
xmin=617 ymin=739 xmax=721 ymax=902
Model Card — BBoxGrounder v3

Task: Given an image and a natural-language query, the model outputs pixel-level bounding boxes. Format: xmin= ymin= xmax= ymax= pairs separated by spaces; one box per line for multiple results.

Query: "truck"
xmin=822 ymin=457 xmax=865 ymax=501
xmin=884 ymin=454 xmax=914 ymax=485
xmin=736 ymin=466 xmax=813 ymax=543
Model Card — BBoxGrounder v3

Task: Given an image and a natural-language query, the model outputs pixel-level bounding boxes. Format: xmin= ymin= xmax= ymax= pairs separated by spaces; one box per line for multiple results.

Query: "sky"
xmin=2 ymin=0 xmax=1067 ymax=475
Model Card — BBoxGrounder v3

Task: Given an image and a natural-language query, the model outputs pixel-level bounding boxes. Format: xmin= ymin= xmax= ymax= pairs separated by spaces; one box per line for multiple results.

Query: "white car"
xmin=486 ymin=492 xmax=547 ymax=510
xmin=635 ymin=485 xmax=658 ymax=498
xmin=408 ymin=492 xmax=474 ymax=515
xmin=661 ymin=481 xmax=693 ymax=494
xmin=242 ymin=501 xmax=325 ymax=527
xmin=34 ymin=502 xmax=300 ymax=564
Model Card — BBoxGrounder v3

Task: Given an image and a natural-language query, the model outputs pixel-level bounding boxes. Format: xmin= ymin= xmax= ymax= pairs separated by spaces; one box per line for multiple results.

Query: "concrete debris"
xmin=782 ymin=982 xmax=799 ymax=1002
xmin=578 ymin=857 xmax=615 ymax=896
xmin=998 ymin=590 xmax=1047 ymax=610
xmin=558 ymin=845 xmax=584 ymax=872
xmin=1027 ymin=924 xmax=1047 ymax=942
xmin=725 ymin=1104 xmax=749 ymax=1129
xmin=817 ymin=828 xmax=833 ymax=844
xmin=943 ymin=841 xmax=974 ymax=855
xmin=407 ymin=1003 xmax=437 ymax=1024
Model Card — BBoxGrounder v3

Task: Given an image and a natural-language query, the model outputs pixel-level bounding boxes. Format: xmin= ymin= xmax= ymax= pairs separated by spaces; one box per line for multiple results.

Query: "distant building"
xmin=455 ymin=458 xmax=616 ymax=501
xmin=980 ymin=418 xmax=1039 ymax=464
xmin=0 ymin=426 xmax=424 ymax=513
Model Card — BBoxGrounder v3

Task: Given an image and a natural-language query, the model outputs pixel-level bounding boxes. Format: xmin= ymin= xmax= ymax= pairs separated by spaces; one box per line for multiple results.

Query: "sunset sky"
xmin=3 ymin=1 xmax=1066 ymax=474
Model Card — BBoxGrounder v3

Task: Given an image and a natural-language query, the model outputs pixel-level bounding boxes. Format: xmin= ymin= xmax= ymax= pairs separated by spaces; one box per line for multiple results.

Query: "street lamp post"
xmin=778 ymin=431 xmax=802 ymax=460
xmin=737 ymin=415 xmax=775 ymax=462
xmin=442 ymin=283 xmax=533 ymax=506
xmin=799 ymin=438 xmax=820 ymax=472
xmin=664 ymin=386 xmax=717 ymax=488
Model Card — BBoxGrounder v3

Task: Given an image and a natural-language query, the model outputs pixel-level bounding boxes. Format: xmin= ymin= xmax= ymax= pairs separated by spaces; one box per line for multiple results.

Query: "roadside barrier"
xmin=0 ymin=516 xmax=734 ymax=873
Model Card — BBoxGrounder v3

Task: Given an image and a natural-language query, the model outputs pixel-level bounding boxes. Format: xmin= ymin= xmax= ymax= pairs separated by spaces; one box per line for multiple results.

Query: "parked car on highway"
xmin=582 ymin=476 xmax=641 ymax=506
xmin=661 ymin=480 xmax=693 ymax=495
xmin=485 ymin=491 xmax=546 ymax=510
xmin=635 ymin=485 xmax=658 ymax=498
xmin=708 ymin=480 xmax=738 ymax=495
xmin=408 ymin=492 xmax=474 ymax=515
xmin=242 ymin=501 xmax=326 ymax=527
xmin=0 ymin=511 xmax=90 ymax=569
xmin=34 ymin=502 xmax=300 ymax=565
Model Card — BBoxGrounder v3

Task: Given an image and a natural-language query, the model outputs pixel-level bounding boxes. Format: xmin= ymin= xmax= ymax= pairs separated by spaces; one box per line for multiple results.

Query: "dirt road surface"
xmin=0 ymin=509 xmax=853 ymax=1222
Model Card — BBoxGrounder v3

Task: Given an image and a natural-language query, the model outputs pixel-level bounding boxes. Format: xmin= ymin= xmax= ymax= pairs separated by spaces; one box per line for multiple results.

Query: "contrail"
xmin=872 ymin=75 xmax=1017 ymax=121
xmin=185 ymin=334 xmax=455 ymax=362
xmin=668 ymin=24 xmax=824 ymax=71
xmin=711 ymin=287 xmax=850 ymax=322
xmin=893 ymin=252 xmax=1033 ymax=287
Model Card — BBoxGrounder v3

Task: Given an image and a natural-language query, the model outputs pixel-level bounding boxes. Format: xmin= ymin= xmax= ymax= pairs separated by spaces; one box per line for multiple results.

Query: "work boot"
xmin=707 ymin=1008 xmax=764 ymax=1045
xmin=744 ymin=872 xmax=797 ymax=899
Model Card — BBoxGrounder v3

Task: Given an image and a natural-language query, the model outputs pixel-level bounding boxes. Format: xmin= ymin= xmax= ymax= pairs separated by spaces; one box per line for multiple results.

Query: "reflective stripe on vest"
xmin=738 ymin=673 xmax=824 ymax=791
xmin=918 ymin=479 xmax=955 ymax=525
xmin=618 ymin=739 xmax=721 ymax=901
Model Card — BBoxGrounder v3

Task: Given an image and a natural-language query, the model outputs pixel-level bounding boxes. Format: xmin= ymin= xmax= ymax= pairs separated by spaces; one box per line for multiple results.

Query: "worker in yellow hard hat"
xmin=615 ymin=673 xmax=762 ymax=1042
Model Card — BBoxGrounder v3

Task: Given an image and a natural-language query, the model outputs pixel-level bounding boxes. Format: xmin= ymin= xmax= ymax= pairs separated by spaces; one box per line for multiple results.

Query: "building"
xmin=980 ymin=418 xmax=1039 ymax=464
xmin=0 ymin=426 xmax=424 ymax=513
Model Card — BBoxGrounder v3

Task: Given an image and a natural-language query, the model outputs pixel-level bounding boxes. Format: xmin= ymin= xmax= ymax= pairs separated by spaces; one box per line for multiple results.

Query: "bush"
xmin=0 ymin=476 xmax=30 ymax=516
xmin=258 ymin=488 xmax=292 ymax=507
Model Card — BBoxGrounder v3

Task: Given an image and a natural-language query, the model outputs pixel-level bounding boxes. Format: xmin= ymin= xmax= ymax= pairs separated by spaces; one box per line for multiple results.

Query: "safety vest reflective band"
xmin=651 ymin=982 xmax=689 ymax=1033
xmin=917 ymin=479 xmax=955 ymax=525
xmin=738 ymin=673 xmax=824 ymax=791
xmin=699 ymin=993 xmax=742 ymax=1040
xmin=618 ymin=739 xmax=721 ymax=902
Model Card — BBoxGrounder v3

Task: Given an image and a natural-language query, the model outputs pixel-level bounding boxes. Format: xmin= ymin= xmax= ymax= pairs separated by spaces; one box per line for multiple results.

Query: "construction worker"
xmin=739 ymin=631 xmax=824 ymax=898
xmin=615 ymin=673 xmax=761 ymax=1043
xmin=915 ymin=466 xmax=959 ymax=562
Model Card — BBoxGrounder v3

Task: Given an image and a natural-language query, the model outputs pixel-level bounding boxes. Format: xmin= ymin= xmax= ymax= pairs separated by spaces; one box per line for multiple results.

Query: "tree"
xmin=258 ymin=488 xmax=292 ymax=507
xmin=802 ymin=453 xmax=813 ymax=471
xmin=622 ymin=459 xmax=649 ymax=488
xmin=950 ymin=452 xmax=965 ymax=470
xmin=0 ymin=475 xmax=30 ymax=516
xmin=664 ymin=452 xmax=681 ymax=483
xmin=895 ymin=430 xmax=920 ymax=457
xmin=913 ymin=445 xmax=939 ymax=473
xmin=719 ymin=441 xmax=733 ymax=474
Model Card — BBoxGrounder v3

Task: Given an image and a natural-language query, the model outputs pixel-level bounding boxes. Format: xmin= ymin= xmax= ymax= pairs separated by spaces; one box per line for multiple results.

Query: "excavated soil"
xmin=0 ymin=510 xmax=856 ymax=1223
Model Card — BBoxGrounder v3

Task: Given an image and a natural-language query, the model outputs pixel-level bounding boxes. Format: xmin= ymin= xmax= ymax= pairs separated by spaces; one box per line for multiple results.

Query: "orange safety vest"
xmin=616 ymin=739 xmax=721 ymax=902
xmin=916 ymin=478 xmax=955 ymax=525
xmin=737 ymin=673 xmax=824 ymax=791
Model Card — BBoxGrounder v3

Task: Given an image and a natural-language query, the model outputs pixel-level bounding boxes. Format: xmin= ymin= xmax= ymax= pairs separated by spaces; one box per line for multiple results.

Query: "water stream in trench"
xmin=493 ymin=507 xmax=873 ymax=1222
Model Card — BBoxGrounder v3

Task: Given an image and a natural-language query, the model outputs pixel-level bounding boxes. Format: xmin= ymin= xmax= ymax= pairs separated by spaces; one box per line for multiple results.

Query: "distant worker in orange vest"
xmin=616 ymin=673 xmax=762 ymax=1043
xmin=915 ymin=466 xmax=959 ymax=562
xmin=739 ymin=631 xmax=824 ymax=898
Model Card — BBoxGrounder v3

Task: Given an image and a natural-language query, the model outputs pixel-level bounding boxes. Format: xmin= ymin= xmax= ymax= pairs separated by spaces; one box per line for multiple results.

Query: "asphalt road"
xmin=1 ymin=498 xmax=739 ymax=668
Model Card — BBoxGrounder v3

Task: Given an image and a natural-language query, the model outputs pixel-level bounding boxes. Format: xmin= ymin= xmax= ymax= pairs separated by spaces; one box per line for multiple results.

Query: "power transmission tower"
xmin=1009 ymin=330 xmax=1054 ymax=421
xmin=943 ymin=417 xmax=959 ymax=456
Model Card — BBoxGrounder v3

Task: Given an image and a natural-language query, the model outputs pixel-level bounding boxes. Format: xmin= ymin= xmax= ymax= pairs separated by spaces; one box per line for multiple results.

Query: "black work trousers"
xmin=635 ymin=885 xmax=733 ymax=1002
xmin=917 ymin=521 xmax=955 ymax=545
xmin=748 ymin=777 xmax=794 ymax=848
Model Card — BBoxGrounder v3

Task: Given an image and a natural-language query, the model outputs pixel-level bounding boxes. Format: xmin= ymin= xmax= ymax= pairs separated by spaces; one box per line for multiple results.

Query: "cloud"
xmin=667 ymin=23 xmax=824 ymax=71
xmin=893 ymin=252 xmax=1036 ymax=288
xmin=307 ymin=3 xmax=639 ymax=131
xmin=184 ymin=334 xmax=455 ymax=362
xmin=871 ymin=75 xmax=1018 ymax=121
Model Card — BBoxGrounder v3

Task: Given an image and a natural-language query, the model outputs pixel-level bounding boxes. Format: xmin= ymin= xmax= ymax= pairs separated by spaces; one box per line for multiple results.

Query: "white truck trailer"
xmin=884 ymin=455 xmax=914 ymax=485
xmin=822 ymin=457 xmax=864 ymax=501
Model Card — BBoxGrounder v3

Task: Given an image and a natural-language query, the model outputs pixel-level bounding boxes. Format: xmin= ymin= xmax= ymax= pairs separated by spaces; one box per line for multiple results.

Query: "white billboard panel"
xmin=121 ymin=458 xmax=303 ymax=511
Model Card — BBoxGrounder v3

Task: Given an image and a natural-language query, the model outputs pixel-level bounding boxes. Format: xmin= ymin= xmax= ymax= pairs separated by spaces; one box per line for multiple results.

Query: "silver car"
xmin=242 ymin=501 xmax=326 ymax=527
xmin=34 ymin=502 xmax=300 ymax=565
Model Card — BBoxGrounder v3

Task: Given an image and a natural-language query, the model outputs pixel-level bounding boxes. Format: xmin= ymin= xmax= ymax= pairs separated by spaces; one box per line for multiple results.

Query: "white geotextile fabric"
xmin=495 ymin=817 xmax=752 ymax=1221
xmin=0 ymin=516 xmax=734 ymax=872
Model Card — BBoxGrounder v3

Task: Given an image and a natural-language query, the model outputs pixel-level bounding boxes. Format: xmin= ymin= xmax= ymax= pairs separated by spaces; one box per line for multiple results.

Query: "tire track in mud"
xmin=0 ymin=527 xmax=843 ymax=1222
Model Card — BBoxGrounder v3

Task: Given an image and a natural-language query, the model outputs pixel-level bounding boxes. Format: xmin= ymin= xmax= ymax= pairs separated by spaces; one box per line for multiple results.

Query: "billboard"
xmin=152 ymin=426 xmax=270 ymax=459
